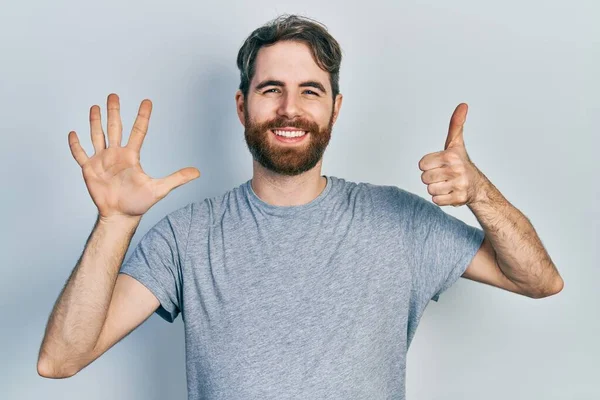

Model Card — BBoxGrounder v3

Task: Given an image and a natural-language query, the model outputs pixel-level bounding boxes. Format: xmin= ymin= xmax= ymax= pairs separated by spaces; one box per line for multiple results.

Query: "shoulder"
xmin=330 ymin=176 xmax=438 ymax=225
xmin=342 ymin=178 xmax=427 ymax=213
xmin=140 ymin=182 xmax=247 ymax=245
xmin=182 ymin=180 xmax=250 ymax=228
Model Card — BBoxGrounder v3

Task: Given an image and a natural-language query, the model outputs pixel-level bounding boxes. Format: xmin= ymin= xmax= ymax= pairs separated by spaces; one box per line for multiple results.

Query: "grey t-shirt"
xmin=119 ymin=175 xmax=484 ymax=399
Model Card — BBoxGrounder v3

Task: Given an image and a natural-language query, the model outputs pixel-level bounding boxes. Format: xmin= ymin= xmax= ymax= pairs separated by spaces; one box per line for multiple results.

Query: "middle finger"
xmin=106 ymin=93 xmax=123 ymax=147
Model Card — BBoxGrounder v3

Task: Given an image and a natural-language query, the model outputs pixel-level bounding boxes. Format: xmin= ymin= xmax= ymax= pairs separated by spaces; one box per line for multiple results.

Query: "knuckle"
xmin=450 ymin=163 xmax=464 ymax=175
xmin=131 ymin=125 xmax=146 ymax=135
xmin=446 ymin=152 xmax=460 ymax=164
xmin=460 ymin=176 xmax=469 ymax=188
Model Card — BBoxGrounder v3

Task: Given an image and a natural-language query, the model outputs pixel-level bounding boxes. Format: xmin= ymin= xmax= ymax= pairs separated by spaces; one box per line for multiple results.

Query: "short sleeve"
xmin=119 ymin=203 xmax=193 ymax=323
xmin=412 ymin=195 xmax=485 ymax=303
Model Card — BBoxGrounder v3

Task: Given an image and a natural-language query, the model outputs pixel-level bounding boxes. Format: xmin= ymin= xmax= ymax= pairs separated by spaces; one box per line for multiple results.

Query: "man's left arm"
xmin=464 ymin=171 xmax=564 ymax=298
xmin=419 ymin=103 xmax=564 ymax=299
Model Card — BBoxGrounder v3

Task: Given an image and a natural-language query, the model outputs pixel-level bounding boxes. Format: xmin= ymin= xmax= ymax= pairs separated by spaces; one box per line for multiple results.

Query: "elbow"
xmin=37 ymin=357 xmax=80 ymax=379
xmin=530 ymin=276 xmax=564 ymax=299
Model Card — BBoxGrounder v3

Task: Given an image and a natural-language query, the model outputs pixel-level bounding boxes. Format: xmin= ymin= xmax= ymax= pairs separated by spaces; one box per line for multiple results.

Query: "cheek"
xmin=304 ymin=102 xmax=331 ymax=122
xmin=247 ymin=99 xmax=277 ymax=121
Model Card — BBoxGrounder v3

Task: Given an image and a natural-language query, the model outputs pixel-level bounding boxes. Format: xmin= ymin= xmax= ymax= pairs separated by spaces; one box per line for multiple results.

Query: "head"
xmin=235 ymin=14 xmax=343 ymax=176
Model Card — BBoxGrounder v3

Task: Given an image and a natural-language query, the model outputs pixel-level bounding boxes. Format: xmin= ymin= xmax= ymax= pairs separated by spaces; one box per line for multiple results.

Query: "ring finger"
xmin=89 ymin=105 xmax=106 ymax=154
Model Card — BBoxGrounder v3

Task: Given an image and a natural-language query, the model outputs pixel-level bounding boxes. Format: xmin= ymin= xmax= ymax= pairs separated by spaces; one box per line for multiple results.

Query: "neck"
xmin=250 ymin=160 xmax=327 ymax=206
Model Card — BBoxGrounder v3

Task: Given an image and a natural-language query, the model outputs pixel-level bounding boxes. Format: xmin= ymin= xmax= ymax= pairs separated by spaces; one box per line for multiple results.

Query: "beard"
xmin=243 ymin=105 xmax=334 ymax=176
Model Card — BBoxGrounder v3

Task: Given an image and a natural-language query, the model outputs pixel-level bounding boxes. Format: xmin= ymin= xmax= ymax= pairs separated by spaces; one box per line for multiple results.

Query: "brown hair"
xmin=236 ymin=14 xmax=343 ymax=100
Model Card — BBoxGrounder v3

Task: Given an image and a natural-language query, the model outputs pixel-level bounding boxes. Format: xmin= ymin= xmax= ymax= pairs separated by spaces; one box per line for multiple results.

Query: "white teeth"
xmin=273 ymin=129 xmax=306 ymax=138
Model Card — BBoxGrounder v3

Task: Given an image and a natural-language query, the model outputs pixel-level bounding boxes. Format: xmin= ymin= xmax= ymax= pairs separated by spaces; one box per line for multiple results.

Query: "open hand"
xmin=68 ymin=94 xmax=201 ymax=221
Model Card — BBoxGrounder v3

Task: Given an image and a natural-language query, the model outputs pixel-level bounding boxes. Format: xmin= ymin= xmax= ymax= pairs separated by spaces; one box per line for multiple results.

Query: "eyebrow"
xmin=255 ymin=79 xmax=327 ymax=94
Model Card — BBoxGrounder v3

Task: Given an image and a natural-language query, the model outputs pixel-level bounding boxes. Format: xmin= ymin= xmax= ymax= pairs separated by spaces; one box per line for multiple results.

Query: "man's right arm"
xmin=37 ymin=215 xmax=159 ymax=379
xmin=44 ymin=93 xmax=200 ymax=378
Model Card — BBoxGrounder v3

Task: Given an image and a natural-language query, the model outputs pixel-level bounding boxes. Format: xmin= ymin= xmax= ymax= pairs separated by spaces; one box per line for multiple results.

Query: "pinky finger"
xmin=68 ymin=131 xmax=90 ymax=167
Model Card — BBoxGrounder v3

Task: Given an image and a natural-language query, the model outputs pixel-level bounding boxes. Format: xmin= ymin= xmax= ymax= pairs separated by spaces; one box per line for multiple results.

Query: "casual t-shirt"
xmin=119 ymin=175 xmax=485 ymax=400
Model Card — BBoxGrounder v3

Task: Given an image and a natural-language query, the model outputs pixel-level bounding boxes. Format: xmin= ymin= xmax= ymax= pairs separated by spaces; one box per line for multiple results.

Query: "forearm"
xmin=467 ymin=171 xmax=563 ymax=298
xmin=38 ymin=214 xmax=141 ymax=375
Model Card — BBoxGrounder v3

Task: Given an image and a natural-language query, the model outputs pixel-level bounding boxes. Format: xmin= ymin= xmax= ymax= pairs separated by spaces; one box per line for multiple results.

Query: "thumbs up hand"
xmin=418 ymin=103 xmax=486 ymax=207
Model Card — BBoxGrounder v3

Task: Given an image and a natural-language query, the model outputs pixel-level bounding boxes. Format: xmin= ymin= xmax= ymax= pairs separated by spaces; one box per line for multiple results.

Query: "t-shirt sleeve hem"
xmin=118 ymin=270 xmax=179 ymax=323
xmin=431 ymin=228 xmax=485 ymax=302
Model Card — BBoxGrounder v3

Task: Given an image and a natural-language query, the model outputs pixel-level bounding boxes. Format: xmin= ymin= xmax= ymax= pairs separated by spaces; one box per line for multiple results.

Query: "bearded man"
xmin=39 ymin=14 xmax=563 ymax=400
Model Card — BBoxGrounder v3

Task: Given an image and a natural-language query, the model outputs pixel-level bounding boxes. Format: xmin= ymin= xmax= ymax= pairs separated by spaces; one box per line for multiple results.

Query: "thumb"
xmin=154 ymin=167 xmax=201 ymax=199
xmin=444 ymin=103 xmax=468 ymax=150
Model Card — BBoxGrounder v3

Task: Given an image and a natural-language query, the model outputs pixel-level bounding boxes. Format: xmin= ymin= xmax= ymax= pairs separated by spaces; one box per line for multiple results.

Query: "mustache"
xmin=260 ymin=116 xmax=320 ymax=132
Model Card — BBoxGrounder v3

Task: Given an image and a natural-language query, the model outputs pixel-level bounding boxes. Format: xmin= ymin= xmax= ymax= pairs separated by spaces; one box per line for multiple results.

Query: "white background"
xmin=1 ymin=0 xmax=597 ymax=398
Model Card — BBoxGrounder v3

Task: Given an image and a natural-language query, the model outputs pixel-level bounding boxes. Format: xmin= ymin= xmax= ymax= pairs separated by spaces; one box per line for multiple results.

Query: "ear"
xmin=331 ymin=93 xmax=343 ymax=125
xmin=235 ymin=90 xmax=245 ymax=127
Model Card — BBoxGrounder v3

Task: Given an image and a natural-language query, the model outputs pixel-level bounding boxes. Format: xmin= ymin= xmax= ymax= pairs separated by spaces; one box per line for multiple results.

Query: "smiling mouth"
xmin=270 ymin=129 xmax=308 ymax=138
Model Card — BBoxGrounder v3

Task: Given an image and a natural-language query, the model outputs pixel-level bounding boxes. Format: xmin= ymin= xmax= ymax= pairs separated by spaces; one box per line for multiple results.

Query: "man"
xmin=38 ymin=14 xmax=563 ymax=400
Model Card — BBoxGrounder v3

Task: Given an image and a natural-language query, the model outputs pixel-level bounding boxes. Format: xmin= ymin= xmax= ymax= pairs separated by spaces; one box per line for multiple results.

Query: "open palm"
xmin=68 ymin=94 xmax=200 ymax=221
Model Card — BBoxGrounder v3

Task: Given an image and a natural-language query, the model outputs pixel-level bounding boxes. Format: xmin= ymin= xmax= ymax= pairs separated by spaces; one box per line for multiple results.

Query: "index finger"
xmin=418 ymin=150 xmax=446 ymax=171
xmin=126 ymin=99 xmax=153 ymax=153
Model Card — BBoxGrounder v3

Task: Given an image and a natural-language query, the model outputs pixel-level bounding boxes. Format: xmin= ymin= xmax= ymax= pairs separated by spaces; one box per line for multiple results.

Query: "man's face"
xmin=236 ymin=40 xmax=342 ymax=176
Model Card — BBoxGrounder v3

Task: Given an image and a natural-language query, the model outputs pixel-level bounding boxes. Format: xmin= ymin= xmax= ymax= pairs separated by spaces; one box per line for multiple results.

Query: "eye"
xmin=304 ymin=90 xmax=319 ymax=96
xmin=263 ymin=88 xmax=280 ymax=94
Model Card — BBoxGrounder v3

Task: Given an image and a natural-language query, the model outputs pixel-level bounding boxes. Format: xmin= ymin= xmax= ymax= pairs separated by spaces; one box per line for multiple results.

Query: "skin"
xmin=235 ymin=40 xmax=343 ymax=207
xmin=419 ymin=103 xmax=564 ymax=297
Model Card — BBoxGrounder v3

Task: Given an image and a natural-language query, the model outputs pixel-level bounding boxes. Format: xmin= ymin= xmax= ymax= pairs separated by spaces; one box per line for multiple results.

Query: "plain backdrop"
xmin=1 ymin=0 xmax=598 ymax=399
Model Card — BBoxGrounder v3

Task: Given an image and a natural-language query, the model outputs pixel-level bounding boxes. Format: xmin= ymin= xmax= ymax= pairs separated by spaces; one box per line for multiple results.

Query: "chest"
xmin=179 ymin=213 xmax=413 ymax=395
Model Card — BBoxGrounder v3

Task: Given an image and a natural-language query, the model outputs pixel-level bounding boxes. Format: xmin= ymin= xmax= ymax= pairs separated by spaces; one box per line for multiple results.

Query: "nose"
xmin=276 ymin=91 xmax=302 ymax=119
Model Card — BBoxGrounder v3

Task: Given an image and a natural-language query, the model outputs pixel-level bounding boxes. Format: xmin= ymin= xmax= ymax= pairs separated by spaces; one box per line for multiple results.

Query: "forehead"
xmin=252 ymin=41 xmax=331 ymax=89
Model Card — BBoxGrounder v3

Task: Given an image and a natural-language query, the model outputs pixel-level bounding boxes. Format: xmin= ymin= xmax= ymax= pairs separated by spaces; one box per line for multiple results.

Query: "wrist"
xmin=97 ymin=213 xmax=142 ymax=228
xmin=468 ymin=175 xmax=506 ymax=213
